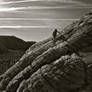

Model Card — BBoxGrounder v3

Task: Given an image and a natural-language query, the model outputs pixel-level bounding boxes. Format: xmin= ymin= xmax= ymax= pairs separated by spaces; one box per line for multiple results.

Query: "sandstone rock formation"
xmin=0 ymin=11 xmax=92 ymax=92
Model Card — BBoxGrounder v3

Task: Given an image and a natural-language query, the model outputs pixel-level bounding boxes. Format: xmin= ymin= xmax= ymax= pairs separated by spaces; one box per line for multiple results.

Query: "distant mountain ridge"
xmin=0 ymin=36 xmax=36 ymax=53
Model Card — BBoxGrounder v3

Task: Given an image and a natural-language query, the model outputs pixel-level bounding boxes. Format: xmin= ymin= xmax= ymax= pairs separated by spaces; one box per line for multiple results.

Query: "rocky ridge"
xmin=0 ymin=11 xmax=92 ymax=92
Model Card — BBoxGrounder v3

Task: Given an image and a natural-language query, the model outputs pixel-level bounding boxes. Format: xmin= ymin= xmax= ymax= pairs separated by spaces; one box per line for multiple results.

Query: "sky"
xmin=0 ymin=0 xmax=92 ymax=41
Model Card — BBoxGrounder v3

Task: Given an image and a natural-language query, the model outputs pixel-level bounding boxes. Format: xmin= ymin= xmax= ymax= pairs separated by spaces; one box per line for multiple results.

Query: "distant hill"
xmin=0 ymin=36 xmax=36 ymax=75
xmin=0 ymin=36 xmax=36 ymax=53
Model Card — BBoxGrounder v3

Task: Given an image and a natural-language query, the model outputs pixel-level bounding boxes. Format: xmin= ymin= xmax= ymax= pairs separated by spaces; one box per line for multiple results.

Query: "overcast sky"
xmin=0 ymin=0 xmax=92 ymax=41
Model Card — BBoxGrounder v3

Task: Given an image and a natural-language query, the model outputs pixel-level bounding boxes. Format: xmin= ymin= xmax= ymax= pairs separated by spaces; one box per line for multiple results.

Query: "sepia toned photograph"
xmin=0 ymin=0 xmax=92 ymax=92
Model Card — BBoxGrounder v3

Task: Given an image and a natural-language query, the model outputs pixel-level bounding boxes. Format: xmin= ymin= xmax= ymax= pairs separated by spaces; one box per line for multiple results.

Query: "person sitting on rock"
xmin=52 ymin=29 xmax=66 ymax=45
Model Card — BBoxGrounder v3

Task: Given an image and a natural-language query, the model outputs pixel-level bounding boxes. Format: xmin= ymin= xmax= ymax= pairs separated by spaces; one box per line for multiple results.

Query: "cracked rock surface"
xmin=1 ymin=11 xmax=92 ymax=92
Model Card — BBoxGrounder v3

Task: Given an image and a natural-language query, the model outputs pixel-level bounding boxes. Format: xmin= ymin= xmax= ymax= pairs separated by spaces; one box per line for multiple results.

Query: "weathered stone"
xmin=1 ymin=11 xmax=92 ymax=92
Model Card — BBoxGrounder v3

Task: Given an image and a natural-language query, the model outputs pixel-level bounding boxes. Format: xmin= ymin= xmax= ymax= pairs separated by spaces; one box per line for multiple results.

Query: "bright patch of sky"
xmin=0 ymin=0 xmax=92 ymax=12
xmin=0 ymin=0 xmax=92 ymax=41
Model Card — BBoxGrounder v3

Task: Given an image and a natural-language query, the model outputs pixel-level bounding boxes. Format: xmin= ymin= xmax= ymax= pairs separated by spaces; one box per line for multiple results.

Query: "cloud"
xmin=0 ymin=0 xmax=91 ymax=12
xmin=0 ymin=7 xmax=19 ymax=12
xmin=0 ymin=26 xmax=50 ymax=28
xmin=0 ymin=5 xmax=92 ymax=12
xmin=0 ymin=0 xmax=43 ymax=5
xmin=0 ymin=0 xmax=91 ymax=7
xmin=0 ymin=18 xmax=79 ymax=20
